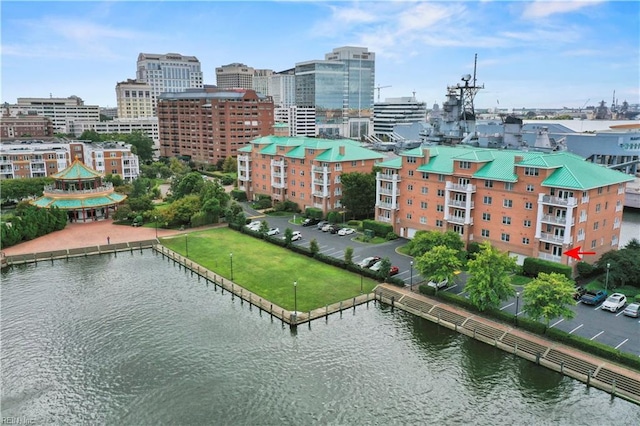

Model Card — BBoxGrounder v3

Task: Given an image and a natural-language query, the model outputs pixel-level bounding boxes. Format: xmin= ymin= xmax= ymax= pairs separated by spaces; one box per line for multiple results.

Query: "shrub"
xmin=467 ymin=241 xmax=481 ymax=259
xmin=576 ymin=261 xmax=595 ymax=278
xmin=361 ymin=219 xmax=393 ymax=237
xmin=523 ymin=257 xmax=572 ymax=279
xmin=254 ymin=197 xmax=272 ymax=209
xmin=230 ymin=190 xmax=247 ymax=202
xmin=327 ymin=211 xmax=339 ymax=224
xmin=385 ymin=232 xmax=398 ymax=241
xmin=305 ymin=207 xmax=323 ymax=220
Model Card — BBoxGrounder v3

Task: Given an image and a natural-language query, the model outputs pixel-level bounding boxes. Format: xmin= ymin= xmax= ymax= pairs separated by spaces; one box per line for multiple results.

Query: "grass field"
xmin=160 ymin=227 xmax=378 ymax=311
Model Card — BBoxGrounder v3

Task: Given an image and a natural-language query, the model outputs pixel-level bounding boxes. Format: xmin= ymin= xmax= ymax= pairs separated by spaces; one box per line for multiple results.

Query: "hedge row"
xmin=361 ymin=219 xmax=393 ymax=238
xmin=523 ymin=257 xmax=572 ymax=279
xmin=230 ymin=190 xmax=247 ymax=202
xmin=417 ymin=284 xmax=640 ymax=371
xmin=304 ymin=207 xmax=323 ymax=220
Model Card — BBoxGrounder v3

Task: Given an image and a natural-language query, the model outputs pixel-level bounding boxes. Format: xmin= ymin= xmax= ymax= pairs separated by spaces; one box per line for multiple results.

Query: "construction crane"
xmin=579 ymin=98 xmax=590 ymax=112
xmin=375 ymin=85 xmax=391 ymax=101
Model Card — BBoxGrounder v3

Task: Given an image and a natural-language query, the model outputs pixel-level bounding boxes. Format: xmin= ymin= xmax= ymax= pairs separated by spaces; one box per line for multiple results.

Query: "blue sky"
xmin=2 ymin=1 xmax=638 ymax=110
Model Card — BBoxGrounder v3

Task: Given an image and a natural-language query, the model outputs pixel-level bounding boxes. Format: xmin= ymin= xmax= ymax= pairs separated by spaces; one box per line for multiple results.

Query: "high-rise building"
xmin=216 ymin=63 xmax=254 ymax=89
xmin=136 ymin=53 xmax=203 ymax=114
xmin=270 ymin=69 xmax=296 ymax=108
xmin=115 ymin=79 xmax=154 ymax=119
xmin=295 ymin=46 xmax=375 ymax=139
xmin=157 ymin=87 xmax=274 ymax=164
xmin=274 ymin=106 xmax=316 ymax=137
xmin=252 ymin=69 xmax=274 ymax=96
xmin=373 ymin=96 xmax=427 ymax=138
xmin=10 ymin=96 xmax=100 ymax=134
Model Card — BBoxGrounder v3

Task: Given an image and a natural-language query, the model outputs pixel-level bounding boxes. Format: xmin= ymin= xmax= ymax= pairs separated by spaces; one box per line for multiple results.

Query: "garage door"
xmin=406 ymin=228 xmax=418 ymax=239
xmin=509 ymin=252 xmax=527 ymax=266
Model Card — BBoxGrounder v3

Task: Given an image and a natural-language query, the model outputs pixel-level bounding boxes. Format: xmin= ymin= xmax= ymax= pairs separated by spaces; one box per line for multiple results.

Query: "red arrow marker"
xmin=565 ymin=246 xmax=596 ymax=261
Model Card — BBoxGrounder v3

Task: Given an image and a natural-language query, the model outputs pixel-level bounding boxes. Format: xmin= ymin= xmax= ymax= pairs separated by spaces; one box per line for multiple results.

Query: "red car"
xmin=389 ymin=266 xmax=399 ymax=276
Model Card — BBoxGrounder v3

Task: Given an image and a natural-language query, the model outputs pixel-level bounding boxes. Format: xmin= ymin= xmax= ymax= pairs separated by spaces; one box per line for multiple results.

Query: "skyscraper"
xmin=136 ymin=53 xmax=203 ymax=114
xmin=215 ymin=63 xmax=254 ymax=89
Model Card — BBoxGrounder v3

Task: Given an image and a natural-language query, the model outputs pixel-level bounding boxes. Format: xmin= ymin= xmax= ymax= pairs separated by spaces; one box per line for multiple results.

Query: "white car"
xmin=321 ymin=223 xmax=333 ymax=232
xmin=369 ymin=260 xmax=383 ymax=272
xmin=246 ymin=221 xmax=261 ymax=231
xmin=427 ymin=278 xmax=449 ymax=290
xmin=357 ymin=256 xmax=380 ymax=268
xmin=337 ymin=228 xmax=355 ymax=236
xmin=601 ymin=293 xmax=627 ymax=312
xmin=291 ymin=231 xmax=302 ymax=241
xmin=266 ymin=227 xmax=280 ymax=236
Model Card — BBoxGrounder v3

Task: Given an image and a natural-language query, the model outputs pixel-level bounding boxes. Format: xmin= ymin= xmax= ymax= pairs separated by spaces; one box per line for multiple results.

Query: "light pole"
xmin=230 ymin=253 xmax=234 ymax=281
xmin=154 ymin=215 xmax=158 ymax=239
xmin=293 ymin=281 xmax=298 ymax=318
xmin=185 ymin=233 xmax=188 ymax=258
xmin=410 ymin=261 xmax=414 ymax=291
xmin=605 ymin=262 xmax=610 ymax=292
xmin=515 ymin=291 xmax=520 ymax=327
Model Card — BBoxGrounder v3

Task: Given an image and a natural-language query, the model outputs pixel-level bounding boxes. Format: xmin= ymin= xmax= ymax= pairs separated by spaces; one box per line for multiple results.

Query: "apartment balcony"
xmin=581 ymin=196 xmax=590 ymax=204
xmin=446 ymin=182 xmax=476 ymax=193
xmin=313 ymin=179 xmax=327 ymax=185
xmin=541 ymin=195 xmax=577 ymax=207
xmin=579 ymin=215 xmax=587 ymax=223
xmin=377 ymin=215 xmax=392 ymax=223
xmin=238 ymin=173 xmax=250 ymax=181
xmin=615 ymin=204 xmax=623 ymax=212
xmin=577 ymin=233 xmax=585 ymax=242
xmin=313 ymin=191 xmax=328 ymax=198
xmin=237 ymin=154 xmax=251 ymax=163
xmin=0 ymin=160 xmax=12 ymax=166
xmin=379 ymin=187 xmax=399 ymax=196
xmin=613 ymin=222 xmax=621 ymax=229
xmin=272 ymin=181 xmax=287 ymax=189
xmin=30 ymin=166 xmax=46 ymax=172
xmin=377 ymin=172 xmax=401 ymax=182
xmin=238 ymin=184 xmax=247 ymax=191
xmin=539 ymin=232 xmax=572 ymax=245
xmin=377 ymin=202 xmax=396 ymax=210
xmin=538 ymin=253 xmax=562 ymax=263
xmin=449 ymin=199 xmax=474 ymax=208
xmin=314 ymin=203 xmax=324 ymax=209
xmin=618 ymin=187 xmax=624 ymax=195
xmin=272 ymin=171 xmax=285 ymax=179
xmin=445 ymin=215 xmax=472 ymax=225
xmin=272 ymin=160 xmax=287 ymax=168
xmin=312 ymin=166 xmax=329 ymax=174
xmin=540 ymin=214 xmax=574 ymax=226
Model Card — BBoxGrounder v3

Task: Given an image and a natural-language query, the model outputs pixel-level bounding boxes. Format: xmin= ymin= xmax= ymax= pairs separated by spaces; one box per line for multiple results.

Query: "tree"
xmin=407 ymin=230 xmax=464 ymax=258
xmin=283 ymin=228 xmax=294 ymax=246
xmin=0 ymin=177 xmax=53 ymax=203
xmin=163 ymin=194 xmax=201 ymax=226
xmin=123 ymin=131 xmax=154 ymax=162
xmin=259 ymin=220 xmax=270 ymax=236
xmin=171 ymin=172 xmax=205 ymax=200
xmin=465 ymin=241 xmax=516 ymax=311
xmin=523 ymin=272 xmax=576 ymax=329
xmin=344 ymin=246 xmax=354 ymax=265
xmin=595 ymin=241 xmax=640 ymax=288
xmin=310 ymin=238 xmax=319 ymax=256
xmin=339 ymin=171 xmax=377 ymax=219
xmin=377 ymin=257 xmax=392 ymax=280
xmin=222 ymin=156 xmax=237 ymax=173
xmin=415 ymin=245 xmax=462 ymax=286
xmin=79 ymin=129 xmax=102 ymax=142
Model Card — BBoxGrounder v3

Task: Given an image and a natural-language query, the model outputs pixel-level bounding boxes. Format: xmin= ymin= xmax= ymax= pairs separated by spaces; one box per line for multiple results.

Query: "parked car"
xmin=321 ymin=223 xmax=333 ymax=232
xmin=301 ymin=218 xmax=320 ymax=227
xmin=338 ymin=227 xmax=355 ymax=236
xmin=623 ymin=303 xmax=640 ymax=318
xmin=266 ymin=228 xmax=280 ymax=236
xmin=316 ymin=221 xmax=329 ymax=230
xmin=601 ymin=293 xmax=627 ymax=312
xmin=291 ymin=231 xmax=302 ymax=241
xmin=427 ymin=278 xmax=449 ymax=290
xmin=369 ymin=260 xmax=384 ymax=272
xmin=580 ymin=290 xmax=608 ymax=305
xmin=573 ymin=286 xmax=587 ymax=300
xmin=132 ymin=221 xmax=142 ymax=227
xmin=389 ymin=266 xmax=399 ymax=276
xmin=246 ymin=221 xmax=261 ymax=231
xmin=329 ymin=225 xmax=341 ymax=234
xmin=357 ymin=256 xmax=380 ymax=268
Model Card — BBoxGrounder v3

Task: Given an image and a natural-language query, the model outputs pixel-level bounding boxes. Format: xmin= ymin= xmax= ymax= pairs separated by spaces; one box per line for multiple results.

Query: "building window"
xmin=421 ymin=172 xmax=429 ymax=179
xmin=595 ymin=203 xmax=601 ymax=213
xmin=501 ymin=233 xmax=510 ymax=242
xmin=436 ymin=204 xmax=444 ymax=212
xmin=408 ymin=170 xmax=414 ymax=176
xmin=522 ymin=238 xmax=530 ymax=245
xmin=523 ymin=220 xmax=531 ymax=227
xmin=502 ymin=216 xmax=511 ymax=225
xmin=525 ymin=202 xmax=533 ymax=210
xmin=526 ymin=184 xmax=534 ymax=192
xmin=300 ymin=170 xmax=304 ymax=176
xmin=420 ymin=217 xmax=426 ymax=224
xmin=351 ymin=161 xmax=357 ymax=166
xmin=504 ymin=182 xmax=514 ymax=191
xmin=593 ymin=221 xmax=599 ymax=230
xmin=438 ymin=174 xmax=445 ymax=182
xmin=481 ymin=229 xmax=490 ymax=237
xmin=482 ymin=212 xmax=491 ymax=221
xmin=420 ymin=201 xmax=427 ymax=209
xmin=484 ymin=180 xmax=493 ymax=188
xmin=437 ymin=189 xmax=444 ymax=197
xmin=421 ymin=187 xmax=428 ymax=194
xmin=407 ymin=199 xmax=413 ymax=205
xmin=591 ymin=239 xmax=597 ymax=249
xmin=483 ymin=196 xmax=492 ymax=205
xmin=524 ymin=167 xmax=539 ymax=176
xmin=406 ymin=213 xmax=412 ymax=219
xmin=436 ymin=220 xmax=443 ymax=227
xmin=459 ymin=161 xmax=471 ymax=169
xmin=503 ymin=199 xmax=513 ymax=208
xmin=407 ymin=156 xmax=417 ymax=163
xmin=407 ymin=184 xmax=413 ymax=191
xmin=597 ymin=187 xmax=603 ymax=194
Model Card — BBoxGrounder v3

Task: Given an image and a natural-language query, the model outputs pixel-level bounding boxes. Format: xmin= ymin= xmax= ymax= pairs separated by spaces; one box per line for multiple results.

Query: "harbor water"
xmin=2 ymin=251 xmax=639 ymax=425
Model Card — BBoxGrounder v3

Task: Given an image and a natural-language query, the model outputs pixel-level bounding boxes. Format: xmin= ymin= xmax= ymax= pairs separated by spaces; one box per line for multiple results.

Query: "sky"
xmin=1 ymin=0 xmax=639 ymax=111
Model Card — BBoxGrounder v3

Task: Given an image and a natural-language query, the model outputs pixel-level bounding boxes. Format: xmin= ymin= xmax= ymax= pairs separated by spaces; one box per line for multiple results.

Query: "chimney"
xmin=514 ymin=155 xmax=523 ymax=174
xmin=422 ymin=148 xmax=430 ymax=165
xmin=339 ymin=145 xmax=345 ymax=156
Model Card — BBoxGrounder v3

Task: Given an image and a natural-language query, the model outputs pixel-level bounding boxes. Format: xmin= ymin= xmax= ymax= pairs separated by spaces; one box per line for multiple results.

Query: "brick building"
xmin=1 ymin=115 xmax=54 ymax=138
xmin=237 ymin=135 xmax=384 ymax=213
xmin=157 ymin=87 xmax=274 ymax=164
xmin=375 ymin=146 xmax=634 ymax=266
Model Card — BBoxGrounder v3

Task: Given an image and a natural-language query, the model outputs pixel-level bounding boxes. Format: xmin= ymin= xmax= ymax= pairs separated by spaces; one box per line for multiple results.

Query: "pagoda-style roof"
xmin=52 ymin=157 xmax=103 ymax=180
xmin=32 ymin=193 xmax=127 ymax=210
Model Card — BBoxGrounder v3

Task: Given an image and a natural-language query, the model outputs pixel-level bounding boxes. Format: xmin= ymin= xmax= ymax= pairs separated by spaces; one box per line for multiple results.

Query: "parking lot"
xmin=252 ymin=213 xmax=639 ymax=357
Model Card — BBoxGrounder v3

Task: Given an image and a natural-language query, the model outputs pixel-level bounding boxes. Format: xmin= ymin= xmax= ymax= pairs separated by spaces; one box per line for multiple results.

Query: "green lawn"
xmin=509 ymin=274 xmax=533 ymax=286
xmin=160 ymin=228 xmax=378 ymax=311
xmin=585 ymin=279 xmax=640 ymax=299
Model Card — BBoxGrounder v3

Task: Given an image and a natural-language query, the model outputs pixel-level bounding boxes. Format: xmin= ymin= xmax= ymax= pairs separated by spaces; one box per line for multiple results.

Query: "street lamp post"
xmin=410 ymin=261 xmax=414 ymax=291
xmin=605 ymin=262 xmax=610 ymax=292
xmin=185 ymin=234 xmax=188 ymax=258
xmin=154 ymin=216 xmax=158 ymax=239
xmin=230 ymin=253 xmax=234 ymax=281
xmin=293 ymin=281 xmax=298 ymax=320
xmin=515 ymin=291 xmax=520 ymax=327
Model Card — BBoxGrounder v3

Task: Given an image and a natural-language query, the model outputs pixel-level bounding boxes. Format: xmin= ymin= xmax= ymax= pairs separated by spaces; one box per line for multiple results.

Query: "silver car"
xmin=622 ymin=303 xmax=640 ymax=318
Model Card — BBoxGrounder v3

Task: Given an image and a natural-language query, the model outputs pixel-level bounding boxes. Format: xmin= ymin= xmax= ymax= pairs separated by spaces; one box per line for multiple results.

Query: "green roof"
xmin=248 ymin=136 xmax=384 ymax=162
xmin=52 ymin=158 xmax=103 ymax=180
xmin=398 ymin=145 xmax=634 ymax=188
xmin=377 ymin=157 xmax=402 ymax=169
xmin=31 ymin=193 xmax=126 ymax=209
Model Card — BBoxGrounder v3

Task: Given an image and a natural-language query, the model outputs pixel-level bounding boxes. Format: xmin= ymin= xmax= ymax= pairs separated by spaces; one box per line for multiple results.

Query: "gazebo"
xmin=31 ymin=157 xmax=127 ymax=222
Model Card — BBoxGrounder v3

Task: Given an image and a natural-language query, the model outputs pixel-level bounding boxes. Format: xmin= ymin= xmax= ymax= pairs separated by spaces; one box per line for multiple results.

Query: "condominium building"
xmin=237 ymin=135 xmax=384 ymax=213
xmin=68 ymin=117 xmax=159 ymax=149
xmin=274 ymin=106 xmax=316 ymax=137
xmin=295 ymin=46 xmax=375 ymax=139
xmin=270 ymin=69 xmax=296 ymax=108
xmin=0 ymin=140 xmax=139 ymax=180
xmin=1 ymin=115 xmax=54 ymax=138
xmin=115 ymin=79 xmax=154 ymax=118
xmin=9 ymin=96 xmax=100 ymax=133
xmin=136 ymin=52 xmax=203 ymax=114
xmin=375 ymin=146 xmax=634 ymax=266
xmin=373 ymin=97 xmax=427 ymax=139
xmin=157 ymin=87 xmax=274 ymax=164
xmin=216 ymin=63 xmax=254 ymax=89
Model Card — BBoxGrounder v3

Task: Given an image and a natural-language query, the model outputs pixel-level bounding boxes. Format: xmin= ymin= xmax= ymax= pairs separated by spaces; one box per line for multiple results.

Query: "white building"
xmin=136 ymin=52 xmax=203 ymax=114
xmin=373 ymin=96 xmax=426 ymax=139
xmin=68 ymin=117 xmax=159 ymax=149
xmin=270 ymin=69 xmax=296 ymax=108
xmin=216 ymin=63 xmax=254 ymax=89
xmin=252 ymin=69 xmax=274 ymax=96
xmin=115 ymin=79 xmax=154 ymax=119
xmin=10 ymin=96 xmax=100 ymax=134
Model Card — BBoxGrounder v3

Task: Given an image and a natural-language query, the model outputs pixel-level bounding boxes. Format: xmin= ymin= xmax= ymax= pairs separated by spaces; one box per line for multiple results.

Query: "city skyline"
xmin=2 ymin=0 xmax=638 ymax=111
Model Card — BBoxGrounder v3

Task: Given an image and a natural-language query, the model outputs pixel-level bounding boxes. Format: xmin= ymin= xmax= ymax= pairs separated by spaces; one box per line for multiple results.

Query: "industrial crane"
xmin=375 ymin=85 xmax=391 ymax=101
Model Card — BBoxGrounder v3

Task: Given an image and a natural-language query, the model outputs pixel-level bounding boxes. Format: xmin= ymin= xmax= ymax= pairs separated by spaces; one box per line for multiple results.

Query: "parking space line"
xmin=590 ymin=331 xmax=604 ymax=340
xmin=569 ymin=324 xmax=583 ymax=334
xmin=615 ymin=339 xmax=629 ymax=350
xmin=615 ymin=310 xmax=625 ymax=317
xmin=457 ymin=290 xmax=465 ymax=296
xmin=593 ymin=305 xmax=602 ymax=311
xmin=500 ymin=302 xmax=514 ymax=311
xmin=550 ymin=319 xmax=564 ymax=328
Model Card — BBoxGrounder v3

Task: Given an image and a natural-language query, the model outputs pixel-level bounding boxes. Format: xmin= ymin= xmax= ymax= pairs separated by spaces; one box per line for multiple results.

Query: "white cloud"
xmin=522 ymin=0 xmax=605 ymax=19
